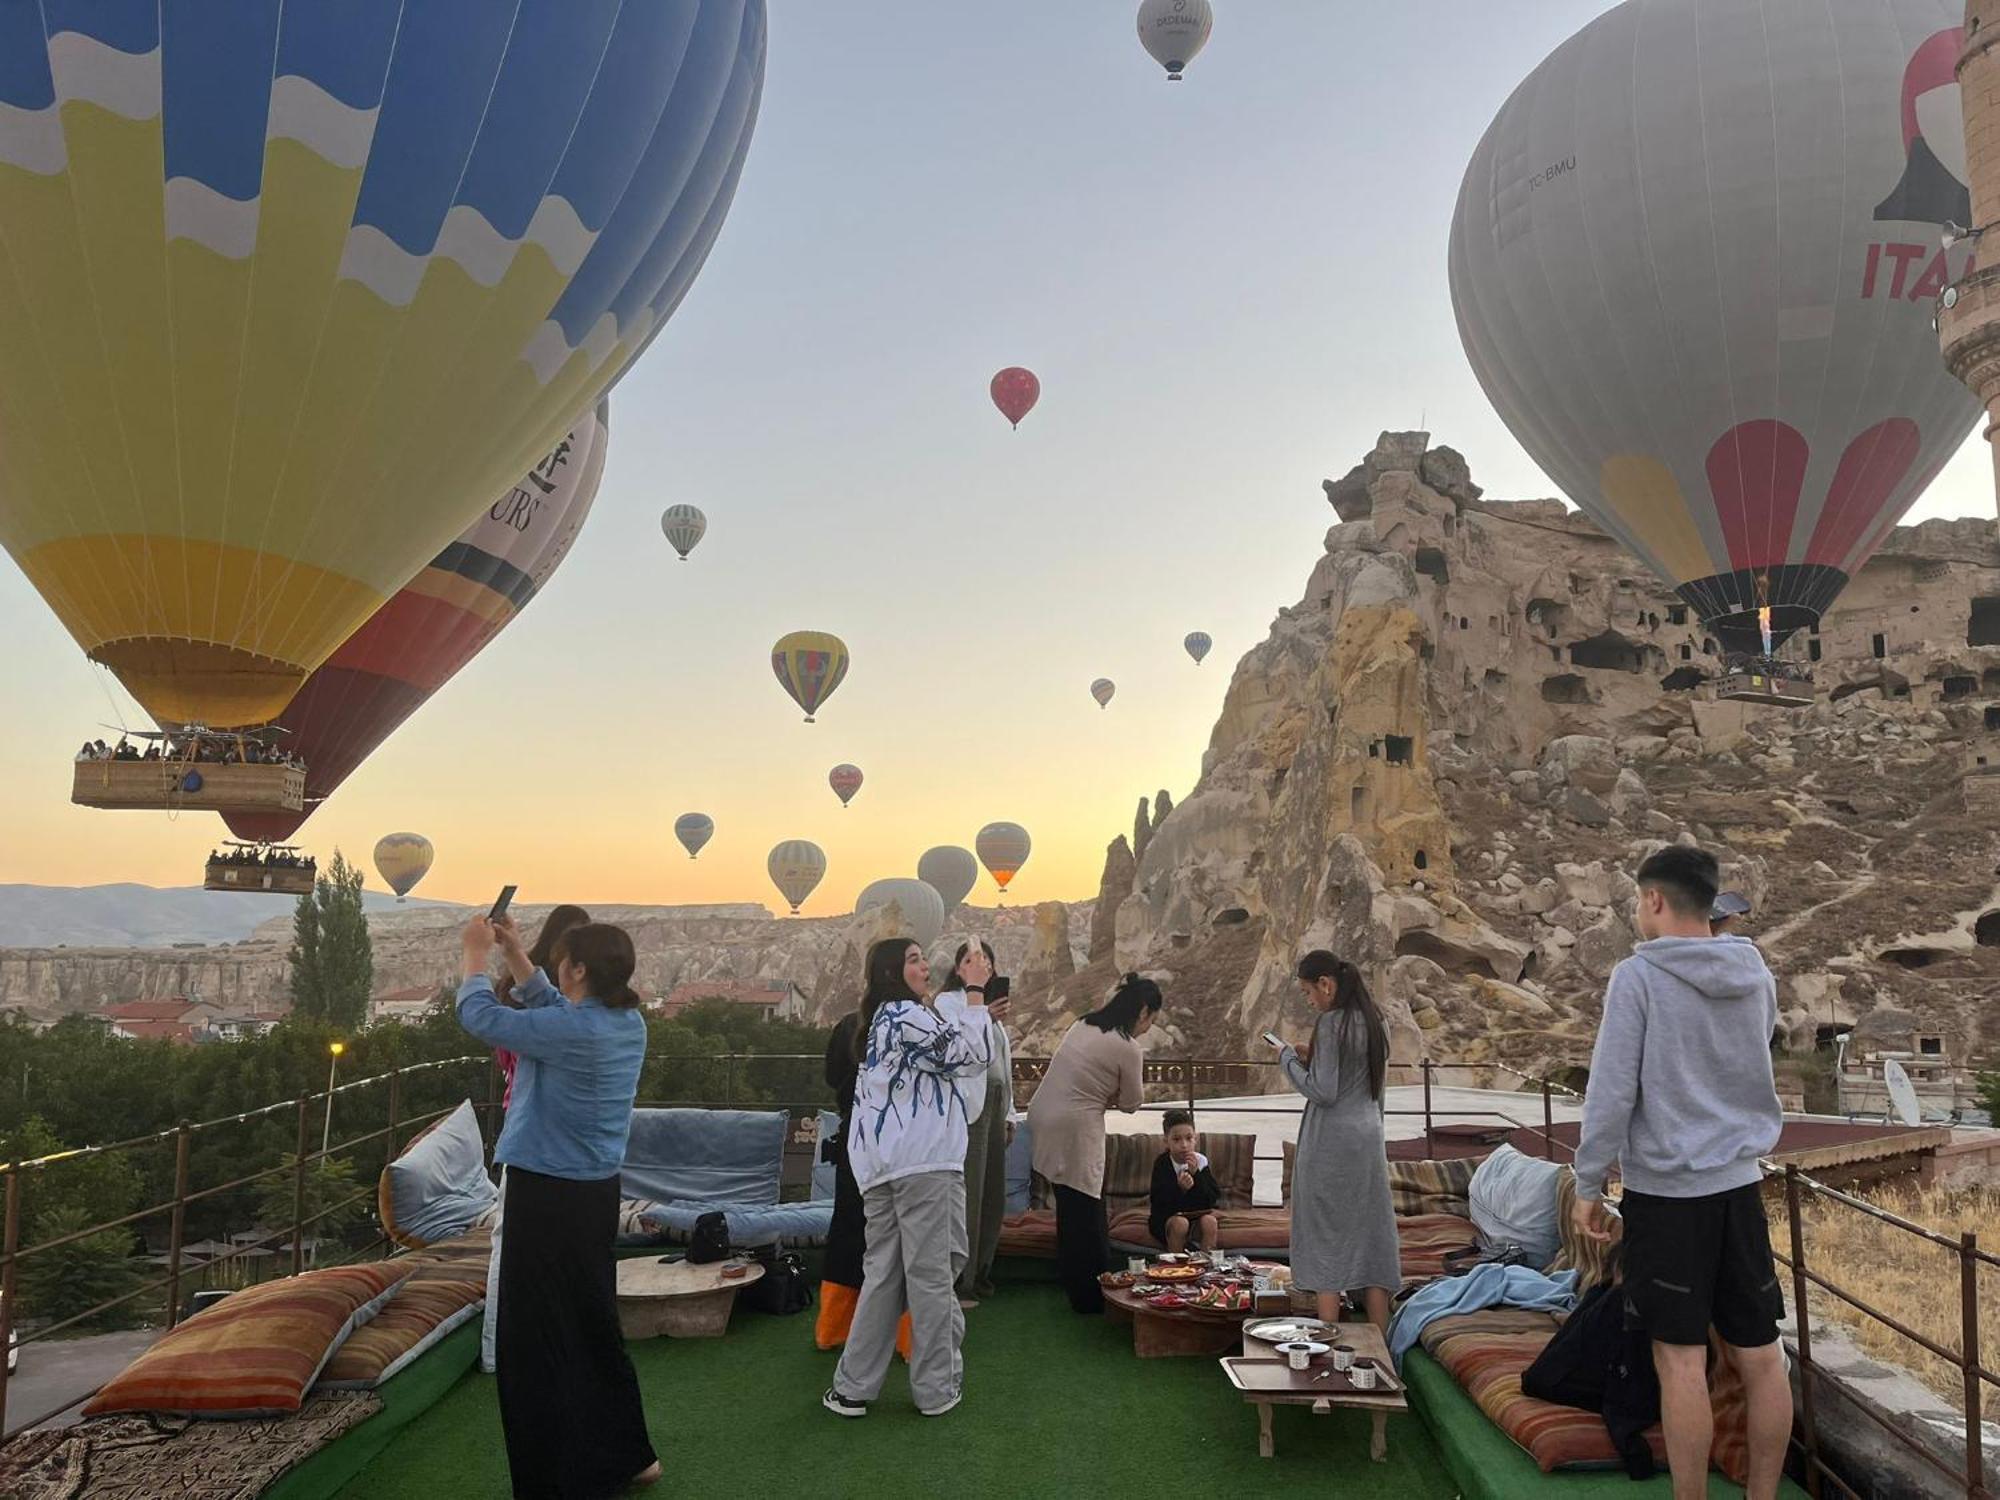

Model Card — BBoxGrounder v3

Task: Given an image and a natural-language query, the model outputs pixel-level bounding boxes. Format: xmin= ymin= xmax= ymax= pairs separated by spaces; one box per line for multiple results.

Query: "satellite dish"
xmin=1883 ymin=1058 xmax=1923 ymax=1127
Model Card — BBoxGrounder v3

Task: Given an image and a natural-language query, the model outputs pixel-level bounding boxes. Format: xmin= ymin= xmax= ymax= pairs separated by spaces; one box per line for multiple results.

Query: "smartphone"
xmin=1262 ymin=1031 xmax=1284 ymax=1049
xmin=986 ymin=976 xmax=1011 ymax=1003
xmin=488 ymin=885 xmax=518 ymax=922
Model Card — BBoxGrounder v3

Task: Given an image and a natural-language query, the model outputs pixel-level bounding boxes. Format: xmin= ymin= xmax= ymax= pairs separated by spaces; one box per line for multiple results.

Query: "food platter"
xmin=1143 ymin=1263 xmax=1204 ymax=1283
xmin=1243 ymin=1317 xmax=1333 ymax=1344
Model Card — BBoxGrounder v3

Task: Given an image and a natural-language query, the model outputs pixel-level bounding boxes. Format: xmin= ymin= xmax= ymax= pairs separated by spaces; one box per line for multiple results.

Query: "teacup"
xmin=1350 ymin=1361 xmax=1379 ymax=1390
xmin=1331 ymin=1344 xmax=1355 ymax=1372
xmin=1277 ymin=1342 xmax=1314 ymax=1371
xmin=1127 ymin=1257 xmax=1146 ymax=1275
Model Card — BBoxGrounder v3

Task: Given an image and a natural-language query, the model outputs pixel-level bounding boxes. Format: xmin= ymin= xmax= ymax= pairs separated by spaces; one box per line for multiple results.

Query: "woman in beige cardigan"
xmin=1027 ymin=975 xmax=1161 ymax=1313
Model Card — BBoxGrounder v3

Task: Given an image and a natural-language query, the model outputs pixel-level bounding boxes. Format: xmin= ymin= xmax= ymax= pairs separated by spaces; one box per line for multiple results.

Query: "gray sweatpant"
xmin=831 ymin=1169 xmax=967 ymax=1412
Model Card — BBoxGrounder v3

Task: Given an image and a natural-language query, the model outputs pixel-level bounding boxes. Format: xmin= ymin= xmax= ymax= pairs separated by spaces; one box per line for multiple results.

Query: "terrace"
xmin=0 ymin=1054 xmax=1982 ymax=1499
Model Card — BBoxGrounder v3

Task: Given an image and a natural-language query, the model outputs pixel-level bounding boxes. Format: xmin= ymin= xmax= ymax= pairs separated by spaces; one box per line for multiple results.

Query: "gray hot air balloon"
xmin=975 ymin=821 xmax=1031 ymax=898
xmin=674 ymin=813 xmax=714 ymax=860
xmin=917 ymin=845 xmax=979 ymax=912
xmin=1450 ymin=0 xmax=1977 ymax=656
xmin=1184 ymin=631 xmax=1212 ymax=665
xmin=1090 ymin=678 xmax=1116 ymax=709
xmin=767 ymin=840 xmax=826 ymax=915
xmin=659 ymin=504 xmax=707 ymax=561
xmin=856 ymin=878 xmax=946 ymax=949
xmin=1137 ymin=0 xmax=1212 ymax=82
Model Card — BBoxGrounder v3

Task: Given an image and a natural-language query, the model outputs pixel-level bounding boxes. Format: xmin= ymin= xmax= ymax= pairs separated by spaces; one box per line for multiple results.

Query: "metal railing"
xmin=0 ymin=1044 xmax=1986 ymax=1499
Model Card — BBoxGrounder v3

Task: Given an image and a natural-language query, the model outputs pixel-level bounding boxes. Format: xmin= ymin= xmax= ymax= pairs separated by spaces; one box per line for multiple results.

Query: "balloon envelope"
xmin=224 ymin=403 xmax=609 ymax=843
xmin=771 ymin=632 xmax=850 ymax=722
xmin=975 ymin=822 xmax=1032 ymax=893
xmin=675 ymin=813 xmax=715 ymax=860
xmin=0 ymin=3 xmax=767 ymax=727
xmin=1184 ymin=631 xmax=1212 ymax=665
xmin=660 ymin=504 xmax=707 ymax=561
xmin=856 ymin=878 xmax=945 ymax=949
xmin=372 ymin=833 xmax=434 ymax=899
xmin=768 ymin=839 xmax=827 ymax=914
xmin=1137 ymin=0 xmax=1214 ymax=81
xmin=1090 ymin=678 xmax=1116 ymax=708
xmin=990 ymin=367 xmax=1040 ymax=429
xmin=1449 ymin=0 xmax=1977 ymax=654
xmin=917 ymin=845 xmax=979 ymax=911
xmin=829 ymin=763 xmax=864 ymax=807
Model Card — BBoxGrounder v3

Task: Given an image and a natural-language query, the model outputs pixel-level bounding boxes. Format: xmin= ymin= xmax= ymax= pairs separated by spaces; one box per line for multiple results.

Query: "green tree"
xmin=289 ymin=851 xmax=373 ymax=1028
xmin=0 ymin=1116 xmax=142 ymax=1239
xmin=19 ymin=1206 xmax=142 ymax=1330
xmin=253 ymin=1153 xmax=366 ymax=1262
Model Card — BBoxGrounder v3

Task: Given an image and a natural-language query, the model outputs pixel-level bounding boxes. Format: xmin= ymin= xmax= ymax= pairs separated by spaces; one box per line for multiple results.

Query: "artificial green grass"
xmin=334 ymin=1270 xmax=1459 ymax=1500
xmin=1402 ymin=1349 xmax=1810 ymax=1500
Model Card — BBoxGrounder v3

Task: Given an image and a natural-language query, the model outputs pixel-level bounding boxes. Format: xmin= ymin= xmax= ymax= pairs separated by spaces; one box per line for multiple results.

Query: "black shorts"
xmin=1619 ymin=1183 xmax=1784 ymax=1348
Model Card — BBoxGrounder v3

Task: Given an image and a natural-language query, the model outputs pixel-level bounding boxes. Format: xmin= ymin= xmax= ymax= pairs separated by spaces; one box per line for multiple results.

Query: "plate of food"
xmin=1243 ymin=1317 xmax=1333 ymax=1344
xmin=1098 ymin=1270 xmax=1136 ymax=1290
xmin=1144 ymin=1262 xmax=1204 ymax=1282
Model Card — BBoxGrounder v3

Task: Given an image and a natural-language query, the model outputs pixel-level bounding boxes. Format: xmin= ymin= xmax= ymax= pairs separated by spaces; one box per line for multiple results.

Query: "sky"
xmin=3 ymin=1 xmax=1996 ymax=914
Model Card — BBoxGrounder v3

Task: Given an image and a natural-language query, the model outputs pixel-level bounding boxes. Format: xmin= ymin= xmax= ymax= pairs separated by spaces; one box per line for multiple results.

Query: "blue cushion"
xmin=812 ymin=1111 xmax=839 ymax=1202
xmin=644 ymin=1199 xmax=834 ymax=1249
xmin=1004 ymin=1115 xmax=1034 ymax=1214
xmin=620 ymin=1108 xmax=784 ymax=1208
xmin=385 ymin=1100 xmax=497 ymax=1246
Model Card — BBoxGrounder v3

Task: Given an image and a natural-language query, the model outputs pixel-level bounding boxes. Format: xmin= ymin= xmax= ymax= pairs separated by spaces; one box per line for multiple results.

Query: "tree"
xmin=254 ymin=1153 xmax=366 ymax=1264
xmin=289 ymin=851 xmax=373 ymax=1029
xmin=0 ymin=1116 xmax=142 ymax=1240
xmin=19 ymin=1206 xmax=143 ymax=1330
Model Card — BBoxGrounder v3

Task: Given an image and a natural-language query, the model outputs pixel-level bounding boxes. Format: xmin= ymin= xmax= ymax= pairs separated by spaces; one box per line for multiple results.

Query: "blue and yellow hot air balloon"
xmin=0 ymin=1 xmax=767 ymax=729
xmin=771 ymin=631 xmax=850 ymax=723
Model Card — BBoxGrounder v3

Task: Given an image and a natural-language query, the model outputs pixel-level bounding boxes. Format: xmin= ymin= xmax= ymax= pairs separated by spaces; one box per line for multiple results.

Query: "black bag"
xmin=688 ymin=1211 xmax=730 ymax=1265
xmin=742 ymin=1247 xmax=812 ymax=1316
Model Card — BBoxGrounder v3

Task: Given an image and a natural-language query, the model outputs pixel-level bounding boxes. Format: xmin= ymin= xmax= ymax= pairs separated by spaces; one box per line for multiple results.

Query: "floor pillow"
xmin=1468 ymin=1144 xmax=1564 ymax=1265
xmin=317 ymin=1276 xmax=484 ymax=1389
xmin=1396 ymin=1212 xmax=1480 ymax=1283
xmin=380 ymin=1100 xmax=497 ymax=1250
xmin=1388 ymin=1155 xmax=1479 ymax=1219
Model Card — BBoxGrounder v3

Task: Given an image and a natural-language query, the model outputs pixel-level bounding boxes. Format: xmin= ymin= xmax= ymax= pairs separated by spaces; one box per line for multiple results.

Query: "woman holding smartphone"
xmin=934 ymin=941 xmax=1014 ymax=1307
xmin=458 ymin=915 xmax=658 ymax=1497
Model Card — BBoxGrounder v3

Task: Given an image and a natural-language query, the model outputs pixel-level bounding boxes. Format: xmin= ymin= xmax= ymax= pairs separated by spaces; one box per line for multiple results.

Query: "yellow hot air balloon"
xmin=771 ymin=632 xmax=850 ymax=723
xmin=372 ymin=832 xmax=434 ymax=902
xmin=0 ymin=6 xmax=766 ymax=729
xmin=768 ymin=840 xmax=827 ymax=915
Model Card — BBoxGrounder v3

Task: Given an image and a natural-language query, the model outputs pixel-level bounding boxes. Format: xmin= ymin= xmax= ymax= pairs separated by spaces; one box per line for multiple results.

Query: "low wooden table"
xmin=1102 ymin=1281 xmax=1257 ymax=1358
xmin=615 ymin=1257 xmax=764 ymax=1339
xmin=1230 ymin=1321 xmax=1407 ymax=1461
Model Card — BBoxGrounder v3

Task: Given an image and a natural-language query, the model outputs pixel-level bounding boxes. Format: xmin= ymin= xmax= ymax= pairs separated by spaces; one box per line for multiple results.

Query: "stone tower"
xmin=1941 ymin=2 xmax=2000 ymax=503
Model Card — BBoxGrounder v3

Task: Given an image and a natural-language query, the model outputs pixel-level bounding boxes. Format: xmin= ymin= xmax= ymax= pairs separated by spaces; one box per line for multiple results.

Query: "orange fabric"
xmin=813 ymin=1281 xmax=910 ymax=1359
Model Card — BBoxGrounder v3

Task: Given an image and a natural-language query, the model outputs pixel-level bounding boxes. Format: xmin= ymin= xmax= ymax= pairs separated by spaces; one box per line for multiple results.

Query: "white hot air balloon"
xmin=1450 ymin=0 xmax=1977 ymax=658
xmin=1090 ymin=678 xmax=1116 ymax=709
xmin=1184 ymin=631 xmax=1212 ymax=665
xmin=660 ymin=504 xmax=707 ymax=562
xmin=856 ymin=878 xmax=946 ymax=949
xmin=917 ymin=846 xmax=979 ymax=912
xmin=768 ymin=840 xmax=827 ymax=915
xmin=1137 ymin=0 xmax=1213 ymax=82
xmin=674 ymin=813 xmax=714 ymax=860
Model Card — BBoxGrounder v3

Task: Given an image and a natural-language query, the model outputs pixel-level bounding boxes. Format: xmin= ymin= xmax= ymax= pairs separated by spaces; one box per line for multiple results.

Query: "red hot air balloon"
xmin=990 ymin=367 xmax=1040 ymax=429
xmin=829 ymin=763 xmax=864 ymax=808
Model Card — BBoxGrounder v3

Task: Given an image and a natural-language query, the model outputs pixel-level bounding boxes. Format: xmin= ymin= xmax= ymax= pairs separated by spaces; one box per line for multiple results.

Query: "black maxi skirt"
xmin=496 ymin=1166 xmax=656 ymax=1499
xmin=822 ymin=1123 xmax=867 ymax=1288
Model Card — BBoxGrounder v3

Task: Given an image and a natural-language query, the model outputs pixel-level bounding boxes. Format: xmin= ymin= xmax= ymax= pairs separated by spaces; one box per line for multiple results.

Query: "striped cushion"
xmin=85 ymin=1262 xmax=411 ymax=1418
xmin=1387 ymin=1155 xmax=1479 ymax=1218
xmin=1395 ymin=1212 xmax=1480 ymax=1284
xmin=317 ymin=1276 xmax=484 ymax=1389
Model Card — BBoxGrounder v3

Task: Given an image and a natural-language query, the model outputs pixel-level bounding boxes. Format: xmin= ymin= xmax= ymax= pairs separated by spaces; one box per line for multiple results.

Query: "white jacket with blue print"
xmin=847 ymin=997 xmax=991 ymax=1193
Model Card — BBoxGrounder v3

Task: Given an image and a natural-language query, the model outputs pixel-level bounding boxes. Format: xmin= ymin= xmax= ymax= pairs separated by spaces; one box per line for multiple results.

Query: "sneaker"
xmin=919 ymin=1390 xmax=962 ymax=1418
xmin=822 ymin=1388 xmax=867 ymax=1419
xmin=957 ymin=1296 xmax=980 ymax=1310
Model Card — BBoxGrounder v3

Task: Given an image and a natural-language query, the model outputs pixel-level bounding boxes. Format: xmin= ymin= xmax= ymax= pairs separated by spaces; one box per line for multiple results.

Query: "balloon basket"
xmin=1714 ymin=668 xmax=1818 ymax=709
xmin=72 ymin=759 xmax=305 ymax=813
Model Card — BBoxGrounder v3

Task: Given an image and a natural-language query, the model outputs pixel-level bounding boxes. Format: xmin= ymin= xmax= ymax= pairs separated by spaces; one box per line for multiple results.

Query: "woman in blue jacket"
xmin=459 ymin=915 xmax=658 ymax=1499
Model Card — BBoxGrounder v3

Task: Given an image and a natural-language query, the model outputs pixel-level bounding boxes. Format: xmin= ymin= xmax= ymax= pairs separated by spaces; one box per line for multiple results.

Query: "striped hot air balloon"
xmin=856 ymin=878 xmax=945 ymax=948
xmin=768 ymin=840 xmax=826 ymax=915
xmin=1090 ymin=678 xmax=1116 ymax=709
xmin=1184 ymin=631 xmax=1212 ymax=665
xmin=0 ymin=2 xmax=766 ymax=730
xmin=975 ymin=822 xmax=1031 ymax=897
xmin=917 ymin=845 xmax=978 ymax=912
xmin=372 ymin=832 xmax=433 ymax=901
xmin=771 ymin=632 xmax=850 ymax=723
xmin=224 ymin=403 xmax=609 ymax=843
xmin=829 ymin=764 xmax=864 ymax=807
xmin=674 ymin=812 xmax=714 ymax=860
xmin=660 ymin=504 xmax=707 ymax=561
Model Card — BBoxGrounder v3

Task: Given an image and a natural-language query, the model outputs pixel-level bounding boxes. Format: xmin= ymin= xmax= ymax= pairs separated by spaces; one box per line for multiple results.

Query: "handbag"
xmin=688 ymin=1210 xmax=730 ymax=1265
xmin=741 ymin=1246 xmax=813 ymax=1316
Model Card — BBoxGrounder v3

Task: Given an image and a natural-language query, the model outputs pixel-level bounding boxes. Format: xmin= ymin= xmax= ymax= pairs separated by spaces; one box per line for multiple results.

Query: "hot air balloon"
xmin=223 ymin=404 xmax=610 ymax=844
xmin=1137 ymin=0 xmax=1214 ymax=82
xmin=975 ymin=822 xmax=1032 ymax=897
xmin=660 ymin=504 xmax=707 ymax=562
xmin=917 ymin=846 xmax=979 ymax=912
xmin=1184 ymin=631 xmax=1212 ymax=665
xmin=768 ymin=840 xmax=827 ymax=915
xmin=1449 ymin=0 xmax=1978 ymax=660
xmin=0 ymin=4 xmax=767 ymax=734
xmin=990 ymin=368 xmax=1040 ymax=429
xmin=373 ymin=833 xmax=434 ymax=902
xmin=1091 ymin=678 xmax=1117 ymax=709
xmin=675 ymin=813 xmax=715 ymax=860
xmin=772 ymin=632 xmax=850 ymax=722
xmin=829 ymin=764 xmax=864 ymax=807
xmin=856 ymin=878 xmax=946 ymax=949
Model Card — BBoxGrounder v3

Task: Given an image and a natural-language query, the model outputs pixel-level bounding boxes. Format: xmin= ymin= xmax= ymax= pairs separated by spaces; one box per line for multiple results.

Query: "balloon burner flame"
xmin=1757 ymin=607 xmax=1773 ymax=657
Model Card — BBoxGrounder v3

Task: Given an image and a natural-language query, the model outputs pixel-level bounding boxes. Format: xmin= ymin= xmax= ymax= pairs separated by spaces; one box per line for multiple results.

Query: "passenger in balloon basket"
xmin=933 ymin=942 xmax=1015 ymax=1308
xmin=1572 ymin=847 xmax=1790 ymax=1500
xmin=823 ymin=939 xmax=992 ymax=1419
xmin=456 ymin=915 xmax=659 ymax=1495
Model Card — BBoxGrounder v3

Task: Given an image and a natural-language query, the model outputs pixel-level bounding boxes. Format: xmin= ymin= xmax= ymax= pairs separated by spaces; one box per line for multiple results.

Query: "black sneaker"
xmin=822 ymin=1388 xmax=867 ymax=1419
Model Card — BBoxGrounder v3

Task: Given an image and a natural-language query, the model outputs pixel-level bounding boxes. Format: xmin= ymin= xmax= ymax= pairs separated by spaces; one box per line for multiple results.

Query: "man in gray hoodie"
xmin=1572 ymin=845 xmax=1790 ymax=1500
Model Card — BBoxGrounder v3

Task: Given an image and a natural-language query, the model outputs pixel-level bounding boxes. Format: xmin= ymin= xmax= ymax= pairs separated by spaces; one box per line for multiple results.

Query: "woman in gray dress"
xmin=1278 ymin=950 xmax=1400 ymax=1334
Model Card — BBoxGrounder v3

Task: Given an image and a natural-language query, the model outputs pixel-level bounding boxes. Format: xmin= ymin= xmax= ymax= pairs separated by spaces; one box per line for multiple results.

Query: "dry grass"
xmin=1791 ymin=1181 xmax=1999 ymax=1412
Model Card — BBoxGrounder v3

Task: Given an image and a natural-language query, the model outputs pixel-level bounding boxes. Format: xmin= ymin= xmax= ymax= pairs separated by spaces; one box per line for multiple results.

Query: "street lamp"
xmin=321 ymin=1041 xmax=345 ymax=1156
